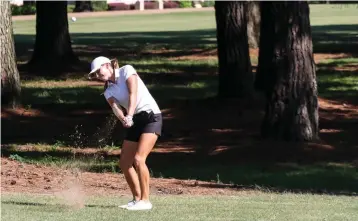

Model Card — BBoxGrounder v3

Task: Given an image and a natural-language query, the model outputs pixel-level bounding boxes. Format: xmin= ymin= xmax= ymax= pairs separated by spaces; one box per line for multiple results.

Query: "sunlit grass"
xmin=2 ymin=187 xmax=358 ymax=221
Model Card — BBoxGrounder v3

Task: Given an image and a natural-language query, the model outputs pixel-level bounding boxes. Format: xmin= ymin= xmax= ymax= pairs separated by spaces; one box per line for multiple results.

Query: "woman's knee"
xmin=133 ymin=155 xmax=146 ymax=168
xmin=119 ymin=160 xmax=132 ymax=172
xmin=120 ymin=154 xmax=134 ymax=171
xmin=120 ymin=140 xmax=138 ymax=171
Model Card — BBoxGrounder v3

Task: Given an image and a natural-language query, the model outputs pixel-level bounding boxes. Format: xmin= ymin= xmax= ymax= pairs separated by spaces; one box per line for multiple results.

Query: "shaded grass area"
xmin=13 ymin=24 xmax=358 ymax=68
xmin=18 ymin=71 xmax=218 ymax=108
xmin=4 ymin=149 xmax=120 ymax=174
xmin=317 ymin=57 xmax=358 ymax=104
xmin=312 ymin=25 xmax=358 ymax=54
xmin=2 ymin=192 xmax=358 ymax=221
xmin=150 ymin=159 xmax=358 ymax=195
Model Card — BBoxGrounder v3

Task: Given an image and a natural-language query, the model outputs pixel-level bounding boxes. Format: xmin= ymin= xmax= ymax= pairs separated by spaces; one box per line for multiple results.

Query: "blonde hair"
xmin=103 ymin=58 xmax=120 ymax=91
xmin=111 ymin=58 xmax=119 ymax=69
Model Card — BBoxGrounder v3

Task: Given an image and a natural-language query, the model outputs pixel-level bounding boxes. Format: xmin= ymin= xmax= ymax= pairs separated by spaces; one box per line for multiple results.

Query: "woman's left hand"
xmin=124 ymin=115 xmax=134 ymax=128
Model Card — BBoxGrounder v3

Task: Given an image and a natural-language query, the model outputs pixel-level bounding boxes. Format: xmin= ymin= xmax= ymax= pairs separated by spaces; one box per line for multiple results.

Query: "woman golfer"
xmin=88 ymin=56 xmax=162 ymax=210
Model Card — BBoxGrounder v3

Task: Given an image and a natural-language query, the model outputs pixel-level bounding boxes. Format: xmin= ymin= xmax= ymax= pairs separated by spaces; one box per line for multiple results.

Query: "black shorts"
xmin=125 ymin=111 xmax=163 ymax=142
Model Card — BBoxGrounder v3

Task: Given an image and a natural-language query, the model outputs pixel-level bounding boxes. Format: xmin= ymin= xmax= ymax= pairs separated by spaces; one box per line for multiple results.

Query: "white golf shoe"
xmin=118 ymin=199 xmax=137 ymax=209
xmin=126 ymin=200 xmax=153 ymax=211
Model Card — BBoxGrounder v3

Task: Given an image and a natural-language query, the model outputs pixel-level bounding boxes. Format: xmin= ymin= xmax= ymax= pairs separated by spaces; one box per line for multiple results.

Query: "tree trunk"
xmin=254 ymin=2 xmax=275 ymax=92
xmin=1 ymin=0 xmax=21 ymax=108
xmin=256 ymin=2 xmax=319 ymax=141
xmin=215 ymin=1 xmax=253 ymax=98
xmin=247 ymin=1 xmax=260 ymax=49
xmin=28 ymin=1 xmax=78 ymax=75
xmin=73 ymin=1 xmax=93 ymax=12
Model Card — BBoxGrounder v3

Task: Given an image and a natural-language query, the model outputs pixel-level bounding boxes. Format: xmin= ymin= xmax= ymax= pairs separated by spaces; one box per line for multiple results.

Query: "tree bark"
xmin=73 ymin=1 xmax=93 ymax=12
xmin=1 ymin=0 xmax=21 ymax=108
xmin=28 ymin=1 xmax=78 ymax=75
xmin=215 ymin=1 xmax=253 ymax=98
xmin=247 ymin=1 xmax=261 ymax=49
xmin=256 ymin=2 xmax=319 ymax=141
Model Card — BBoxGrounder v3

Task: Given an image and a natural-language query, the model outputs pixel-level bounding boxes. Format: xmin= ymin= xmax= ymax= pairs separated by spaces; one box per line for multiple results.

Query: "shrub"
xmin=144 ymin=1 xmax=157 ymax=10
xmin=164 ymin=1 xmax=180 ymax=8
xmin=202 ymin=0 xmax=215 ymax=7
xmin=11 ymin=4 xmax=36 ymax=16
xmin=21 ymin=4 xmax=36 ymax=15
xmin=179 ymin=1 xmax=192 ymax=8
xmin=11 ymin=5 xmax=22 ymax=15
xmin=67 ymin=4 xmax=75 ymax=13
xmin=92 ymin=1 xmax=109 ymax=11
xmin=108 ymin=3 xmax=131 ymax=11
xmin=73 ymin=3 xmax=93 ymax=12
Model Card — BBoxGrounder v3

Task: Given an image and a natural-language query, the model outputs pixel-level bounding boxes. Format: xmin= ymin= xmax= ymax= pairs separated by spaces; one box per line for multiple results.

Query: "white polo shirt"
xmin=104 ymin=65 xmax=161 ymax=115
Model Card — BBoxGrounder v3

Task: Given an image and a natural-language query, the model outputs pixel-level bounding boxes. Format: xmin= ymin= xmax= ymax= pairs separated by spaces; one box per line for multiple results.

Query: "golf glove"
xmin=124 ymin=115 xmax=134 ymax=127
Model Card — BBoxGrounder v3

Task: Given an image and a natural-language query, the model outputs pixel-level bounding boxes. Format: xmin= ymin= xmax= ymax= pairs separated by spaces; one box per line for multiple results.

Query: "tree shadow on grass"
xmin=311 ymin=24 xmax=358 ymax=54
xmin=12 ymin=24 xmax=358 ymax=77
xmin=316 ymin=61 xmax=358 ymax=105
xmin=14 ymin=29 xmax=217 ymax=68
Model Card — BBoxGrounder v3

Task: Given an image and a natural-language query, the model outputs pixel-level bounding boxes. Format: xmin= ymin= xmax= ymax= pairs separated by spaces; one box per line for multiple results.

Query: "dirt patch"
xmin=319 ymin=97 xmax=358 ymax=112
xmin=158 ymin=49 xmax=351 ymax=63
xmin=22 ymin=80 xmax=104 ymax=88
xmin=313 ymin=53 xmax=353 ymax=63
xmin=319 ymin=97 xmax=358 ymax=120
xmin=333 ymin=66 xmax=358 ymax=72
xmin=1 ymin=107 xmax=48 ymax=118
xmin=166 ymin=48 xmax=259 ymax=61
xmin=167 ymin=49 xmax=218 ymax=61
xmin=1 ymin=157 xmax=252 ymax=197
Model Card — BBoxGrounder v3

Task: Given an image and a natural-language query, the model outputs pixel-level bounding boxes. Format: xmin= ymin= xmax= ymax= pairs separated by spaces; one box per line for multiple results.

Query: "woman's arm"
xmin=126 ymin=74 xmax=138 ymax=117
xmin=106 ymin=97 xmax=126 ymax=123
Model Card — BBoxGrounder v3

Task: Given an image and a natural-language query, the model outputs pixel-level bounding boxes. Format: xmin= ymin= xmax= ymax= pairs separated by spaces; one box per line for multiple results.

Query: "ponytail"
xmin=111 ymin=58 xmax=119 ymax=70
xmin=103 ymin=58 xmax=119 ymax=92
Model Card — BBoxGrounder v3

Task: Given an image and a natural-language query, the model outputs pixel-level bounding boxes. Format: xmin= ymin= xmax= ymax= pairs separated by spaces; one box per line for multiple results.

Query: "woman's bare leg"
xmin=120 ymin=140 xmax=141 ymax=201
xmin=134 ymin=133 xmax=158 ymax=201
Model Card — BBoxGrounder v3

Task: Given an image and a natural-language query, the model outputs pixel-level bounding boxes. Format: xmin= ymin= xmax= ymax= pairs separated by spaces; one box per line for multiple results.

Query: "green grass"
xmin=309 ymin=4 xmax=358 ymax=25
xmin=317 ymin=57 xmax=358 ymax=100
xmin=2 ymin=193 xmax=358 ymax=221
xmin=13 ymin=4 xmax=358 ymax=54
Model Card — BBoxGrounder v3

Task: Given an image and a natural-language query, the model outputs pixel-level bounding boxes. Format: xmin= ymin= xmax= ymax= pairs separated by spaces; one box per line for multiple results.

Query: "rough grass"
xmin=2 ymin=192 xmax=358 ymax=221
